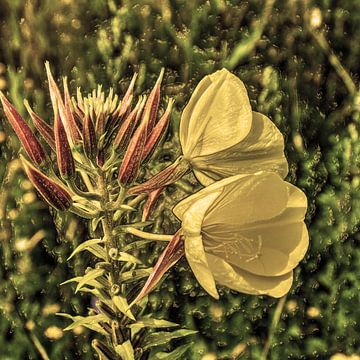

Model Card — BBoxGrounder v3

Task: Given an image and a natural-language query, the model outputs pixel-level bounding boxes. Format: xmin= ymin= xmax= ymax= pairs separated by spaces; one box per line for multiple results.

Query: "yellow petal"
xmin=207 ymin=254 xmax=293 ymax=298
xmin=191 ymin=111 xmax=288 ymax=185
xmin=185 ymin=235 xmax=219 ymax=299
xmin=203 ymin=172 xmax=288 ymax=228
xmin=180 ymin=69 xmax=252 ymax=158
xmin=173 ymin=173 xmax=248 ymax=221
xmin=205 ymin=222 xmax=308 ymax=277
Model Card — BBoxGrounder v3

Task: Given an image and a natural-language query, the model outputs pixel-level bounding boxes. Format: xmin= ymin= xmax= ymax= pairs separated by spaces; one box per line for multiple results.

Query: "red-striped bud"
xmin=132 ymin=231 xmax=184 ymax=304
xmin=0 ymin=92 xmax=46 ymax=166
xmin=63 ymin=76 xmax=82 ymax=143
xmin=54 ymin=107 xmax=75 ymax=179
xmin=113 ymin=96 xmax=145 ymax=152
xmin=45 ymin=62 xmax=80 ymax=147
xmin=113 ymin=73 xmax=137 ymax=119
xmin=143 ymin=68 xmax=164 ymax=135
xmin=21 ymin=156 xmax=72 ymax=211
xmin=128 ymin=156 xmax=190 ymax=194
xmin=24 ymin=100 xmax=55 ymax=150
xmin=82 ymin=113 xmax=97 ymax=162
xmin=142 ymin=98 xmax=173 ymax=161
xmin=117 ymin=110 xmax=148 ymax=185
xmin=142 ymin=188 xmax=164 ymax=221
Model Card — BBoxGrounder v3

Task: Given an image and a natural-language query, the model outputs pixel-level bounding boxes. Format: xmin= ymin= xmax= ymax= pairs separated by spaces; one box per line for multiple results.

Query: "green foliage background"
xmin=0 ymin=0 xmax=359 ymax=359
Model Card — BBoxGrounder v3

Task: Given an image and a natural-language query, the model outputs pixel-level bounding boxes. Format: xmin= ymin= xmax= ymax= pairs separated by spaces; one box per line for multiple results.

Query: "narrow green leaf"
xmin=122 ymin=240 xmax=152 ymax=252
xmin=60 ymin=276 xmax=104 ymax=289
xmin=143 ymin=329 xmax=198 ymax=350
xmin=119 ymin=268 xmax=152 ymax=283
xmin=128 ymin=318 xmax=179 ymax=330
xmin=115 ymin=340 xmax=135 ymax=360
xmin=57 ymin=313 xmax=108 ymax=335
xmin=151 ymin=343 xmax=193 ymax=360
xmin=67 ymin=238 xmax=103 ymax=260
xmin=87 ymin=244 xmax=107 ymax=260
xmin=117 ymin=252 xmax=143 ymax=264
xmin=76 ymin=268 xmax=105 ymax=293
xmin=112 ymin=295 xmax=136 ymax=321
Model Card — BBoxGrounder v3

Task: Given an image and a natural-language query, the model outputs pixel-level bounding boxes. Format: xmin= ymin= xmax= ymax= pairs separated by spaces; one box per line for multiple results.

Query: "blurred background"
xmin=0 ymin=0 xmax=359 ymax=359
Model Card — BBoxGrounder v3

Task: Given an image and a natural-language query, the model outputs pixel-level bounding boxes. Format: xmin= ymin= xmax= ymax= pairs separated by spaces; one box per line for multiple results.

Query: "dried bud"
xmin=0 ymin=92 xmax=46 ymax=166
xmin=142 ymin=98 xmax=173 ymax=161
xmin=82 ymin=113 xmax=97 ymax=162
xmin=54 ymin=107 xmax=75 ymax=179
xmin=142 ymin=188 xmax=163 ymax=221
xmin=133 ymin=231 xmax=184 ymax=304
xmin=128 ymin=156 xmax=190 ymax=194
xmin=143 ymin=68 xmax=164 ymax=135
xmin=118 ymin=105 xmax=149 ymax=185
xmin=45 ymin=62 xmax=80 ymax=146
xmin=24 ymin=100 xmax=55 ymax=150
xmin=21 ymin=156 xmax=72 ymax=211
xmin=113 ymin=96 xmax=144 ymax=152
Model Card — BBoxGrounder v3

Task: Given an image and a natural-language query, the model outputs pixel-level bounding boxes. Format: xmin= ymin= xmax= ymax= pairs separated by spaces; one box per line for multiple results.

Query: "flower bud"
xmin=143 ymin=68 xmax=164 ymax=134
xmin=113 ymin=96 xmax=144 ymax=152
xmin=118 ymin=105 xmax=149 ymax=185
xmin=142 ymin=188 xmax=163 ymax=221
xmin=0 ymin=92 xmax=46 ymax=166
xmin=142 ymin=98 xmax=173 ymax=161
xmin=21 ymin=156 xmax=72 ymax=211
xmin=128 ymin=156 xmax=190 ymax=194
xmin=24 ymin=100 xmax=55 ymax=150
xmin=133 ymin=231 xmax=184 ymax=304
xmin=54 ymin=107 xmax=75 ymax=179
xmin=45 ymin=62 xmax=80 ymax=147
xmin=82 ymin=112 xmax=97 ymax=162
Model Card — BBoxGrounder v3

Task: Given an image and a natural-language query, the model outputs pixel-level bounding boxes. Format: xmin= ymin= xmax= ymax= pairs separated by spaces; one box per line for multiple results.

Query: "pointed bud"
xmin=24 ymin=100 xmax=55 ymax=150
xmin=0 ymin=92 xmax=46 ymax=166
xmin=128 ymin=156 xmax=190 ymax=194
xmin=142 ymin=188 xmax=164 ymax=221
xmin=114 ymin=73 xmax=137 ymax=119
xmin=54 ymin=107 xmax=75 ymax=179
xmin=82 ymin=113 xmax=97 ymax=162
xmin=142 ymin=98 xmax=173 ymax=161
xmin=21 ymin=156 xmax=72 ymax=211
xmin=45 ymin=62 xmax=80 ymax=147
xmin=113 ymin=96 xmax=145 ymax=152
xmin=63 ymin=77 xmax=82 ymax=143
xmin=118 ymin=112 xmax=148 ymax=185
xmin=132 ymin=232 xmax=184 ymax=304
xmin=143 ymin=68 xmax=164 ymax=135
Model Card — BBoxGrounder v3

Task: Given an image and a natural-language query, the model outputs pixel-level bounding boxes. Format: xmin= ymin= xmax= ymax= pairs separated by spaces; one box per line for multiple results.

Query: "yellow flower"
xmin=173 ymin=172 xmax=308 ymax=298
xmin=130 ymin=69 xmax=288 ymax=194
xmin=180 ymin=68 xmax=288 ymax=185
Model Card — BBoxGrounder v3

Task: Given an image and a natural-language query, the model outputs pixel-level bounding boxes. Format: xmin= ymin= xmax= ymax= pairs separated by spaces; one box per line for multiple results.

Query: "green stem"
xmin=260 ymin=295 xmax=287 ymax=360
xmin=125 ymin=227 xmax=173 ymax=241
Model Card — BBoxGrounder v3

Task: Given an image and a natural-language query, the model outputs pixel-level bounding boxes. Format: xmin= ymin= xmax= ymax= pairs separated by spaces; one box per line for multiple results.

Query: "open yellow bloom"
xmin=173 ymin=172 xmax=308 ymax=298
xmin=180 ymin=68 xmax=288 ymax=185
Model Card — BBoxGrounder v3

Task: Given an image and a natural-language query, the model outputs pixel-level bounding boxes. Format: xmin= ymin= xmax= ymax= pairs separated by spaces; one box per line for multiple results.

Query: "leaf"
xmin=128 ymin=318 xmax=179 ymax=330
xmin=123 ymin=240 xmax=152 ymax=252
xmin=86 ymin=244 xmax=107 ymax=260
xmin=116 ymin=252 xmax=143 ymax=265
xmin=119 ymin=268 xmax=152 ymax=283
xmin=112 ymin=295 xmax=136 ymax=321
xmin=115 ymin=340 xmax=135 ymax=360
xmin=60 ymin=276 xmax=104 ymax=289
xmin=76 ymin=268 xmax=105 ymax=293
xmin=143 ymin=329 xmax=198 ymax=350
xmin=151 ymin=343 xmax=193 ymax=360
xmin=56 ymin=313 xmax=108 ymax=335
xmin=67 ymin=238 xmax=103 ymax=260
